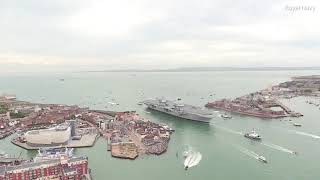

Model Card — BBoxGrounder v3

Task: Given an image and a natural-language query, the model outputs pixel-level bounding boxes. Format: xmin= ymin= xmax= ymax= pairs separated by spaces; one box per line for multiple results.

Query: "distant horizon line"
xmin=81 ymin=66 xmax=320 ymax=73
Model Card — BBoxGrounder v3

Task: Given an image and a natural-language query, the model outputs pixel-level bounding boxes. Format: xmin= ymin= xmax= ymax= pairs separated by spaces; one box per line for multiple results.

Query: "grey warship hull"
xmin=143 ymin=99 xmax=212 ymax=123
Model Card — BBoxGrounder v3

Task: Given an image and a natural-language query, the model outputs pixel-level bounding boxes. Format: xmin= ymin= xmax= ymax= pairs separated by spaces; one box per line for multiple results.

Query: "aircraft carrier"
xmin=143 ymin=98 xmax=212 ymax=123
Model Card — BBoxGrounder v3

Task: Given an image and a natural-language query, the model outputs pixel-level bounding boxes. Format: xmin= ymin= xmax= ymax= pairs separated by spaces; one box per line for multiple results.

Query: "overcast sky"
xmin=0 ymin=0 xmax=319 ymax=72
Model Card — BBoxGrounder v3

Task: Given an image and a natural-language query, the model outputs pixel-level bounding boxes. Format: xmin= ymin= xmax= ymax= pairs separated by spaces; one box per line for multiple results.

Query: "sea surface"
xmin=1 ymin=70 xmax=320 ymax=180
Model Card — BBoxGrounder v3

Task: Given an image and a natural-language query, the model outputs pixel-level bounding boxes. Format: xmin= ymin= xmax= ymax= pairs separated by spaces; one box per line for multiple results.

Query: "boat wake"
xmin=183 ymin=151 xmax=202 ymax=169
xmin=212 ymin=125 xmax=243 ymax=135
xmin=261 ymin=142 xmax=296 ymax=155
xmin=292 ymin=131 xmax=320 ymax=139
xmin=273 ymin=127 xmax=320 ymax=140
xmin=235 ymin=146 xmax=259 ymax=160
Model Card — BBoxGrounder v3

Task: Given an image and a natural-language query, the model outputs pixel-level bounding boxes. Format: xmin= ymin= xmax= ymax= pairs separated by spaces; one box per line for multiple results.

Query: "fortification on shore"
xmin=206 ymin=75 xmax=320 ymax=118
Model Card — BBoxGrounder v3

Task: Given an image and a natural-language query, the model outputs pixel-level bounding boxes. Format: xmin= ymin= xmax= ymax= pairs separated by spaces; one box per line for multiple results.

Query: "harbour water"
xmin=1 ymin=70 xmax=320 ymax=180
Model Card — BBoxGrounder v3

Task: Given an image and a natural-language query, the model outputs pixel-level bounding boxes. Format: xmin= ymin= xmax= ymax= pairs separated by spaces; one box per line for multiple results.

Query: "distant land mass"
xmin=83 ymin=67 xmax=320 ymax=72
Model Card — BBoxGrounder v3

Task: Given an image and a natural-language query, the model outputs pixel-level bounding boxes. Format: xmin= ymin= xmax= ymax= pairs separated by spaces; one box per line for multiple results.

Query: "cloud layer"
xmin=0 ymin=0 xmax=319 ymax=72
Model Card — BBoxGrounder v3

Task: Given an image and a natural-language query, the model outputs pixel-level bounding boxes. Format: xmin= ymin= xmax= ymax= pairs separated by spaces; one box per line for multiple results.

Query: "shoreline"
xmin=205 ymin=76 xmax=320 ymax=119
xmin=0 ymin=97 xmax=173 ymax=160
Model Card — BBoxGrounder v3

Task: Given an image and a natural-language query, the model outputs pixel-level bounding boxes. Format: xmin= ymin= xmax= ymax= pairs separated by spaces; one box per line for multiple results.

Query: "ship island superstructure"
xmin=143 ymin=98 xmax=212 ymax=123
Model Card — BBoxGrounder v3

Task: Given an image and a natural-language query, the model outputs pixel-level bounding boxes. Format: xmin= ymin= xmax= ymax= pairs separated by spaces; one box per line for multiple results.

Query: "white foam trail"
xmin=236 ymin=146 xmax=259 ymax=159
xmin=188 ymin=152 xmax=202 ymax=167
xmin=184 ymin=153 xmax=193 ymax=167
xmin=262 ymin=142 xmax=296 ymax=154
xmin=293 ymin=131 xmax=320 ymax=139
xmin=213 ymin=125 xmax=243 ymax=135
xmin=273 ymin=127 xmax=320 ymax=140
xmin=184 ymin=151 xmax=202 ymax=169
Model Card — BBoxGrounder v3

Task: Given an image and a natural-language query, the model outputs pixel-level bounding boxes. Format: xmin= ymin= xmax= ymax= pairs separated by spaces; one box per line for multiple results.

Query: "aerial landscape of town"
xmin=1 ymin=0 xmax=319 ymax=179
xmin=0 ymin=92 xmax=175 ymax=179
xmin=1 ymin=75 xmax=320 ymax=179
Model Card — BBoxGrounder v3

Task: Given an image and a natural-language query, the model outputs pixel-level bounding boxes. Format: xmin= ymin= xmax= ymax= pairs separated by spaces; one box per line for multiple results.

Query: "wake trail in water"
xmin=183 ymin=151 xmax=202 ymax=169
xmin=293 ymin=131 xmax=320 ymax=139
xmin=212 ymin=125 xmax=243 ymax=135
xmin=188 ymin=152 xmax=202 ymax=167
xmin=272 ymin=127 xmax=320 ymax=140
xmin=261 ymin=142 xmax=296 ymax=154
xmin=234 ymin=145 xmax=259 ymax=160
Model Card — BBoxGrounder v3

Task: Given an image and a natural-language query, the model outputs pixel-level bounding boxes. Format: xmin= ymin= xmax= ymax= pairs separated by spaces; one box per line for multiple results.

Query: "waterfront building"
xmin=0 ymin=156 xmax=90 ymax=180
xmin=24 ymin=123 xmax=71 ymax=147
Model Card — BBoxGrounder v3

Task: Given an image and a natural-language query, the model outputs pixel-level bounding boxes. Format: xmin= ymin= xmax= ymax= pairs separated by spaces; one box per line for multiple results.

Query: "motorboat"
xmin=221 ymin=113 xmax=232 ymax=119
xmin=244 ymin=129 xmax=262 ymax=140
xmin=293 ymin=123 xmax=302 ymax=127
xmin=257 ymin=156 xmax=267 ymax=163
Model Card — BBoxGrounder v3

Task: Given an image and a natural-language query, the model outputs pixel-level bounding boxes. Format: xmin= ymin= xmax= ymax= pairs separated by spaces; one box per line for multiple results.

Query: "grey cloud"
xmin=0 ymin=0 xmax=319 ymax=72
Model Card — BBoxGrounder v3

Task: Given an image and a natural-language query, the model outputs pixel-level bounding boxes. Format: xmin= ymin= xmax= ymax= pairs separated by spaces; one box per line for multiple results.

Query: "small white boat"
xmin=137 ymin=102 xmax=143 ymax=105
xmin=293 ymin=123 xmax=302 ymax=127
xmin=257 ymin=156 xmax=267 ymax=163
xmin=244 ymin=129 xmax=262 ymax=140
xmin=221 ymin=113 xmax=232 ymax=119
xmin=108 ymin=102 xmax=117 ymax=105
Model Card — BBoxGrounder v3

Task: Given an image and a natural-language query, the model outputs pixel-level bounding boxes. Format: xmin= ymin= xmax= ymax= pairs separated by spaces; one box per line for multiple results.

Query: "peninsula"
xmin=206 ymin=75 xmax=320 ymax=118
xmin=0 ymin=95 xmax=173 ymax=160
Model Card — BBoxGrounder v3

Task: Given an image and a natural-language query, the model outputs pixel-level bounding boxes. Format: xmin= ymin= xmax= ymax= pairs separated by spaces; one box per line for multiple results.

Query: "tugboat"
xmin=244 ymin=129 xmax=262 ymax=140
xmin=257 ymin=156 xmax=267 ymax=163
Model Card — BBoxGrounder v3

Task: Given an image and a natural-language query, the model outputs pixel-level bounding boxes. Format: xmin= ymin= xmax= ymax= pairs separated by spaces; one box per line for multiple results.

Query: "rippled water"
xmin=1 ymin=70 xmax=320 ymax=180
